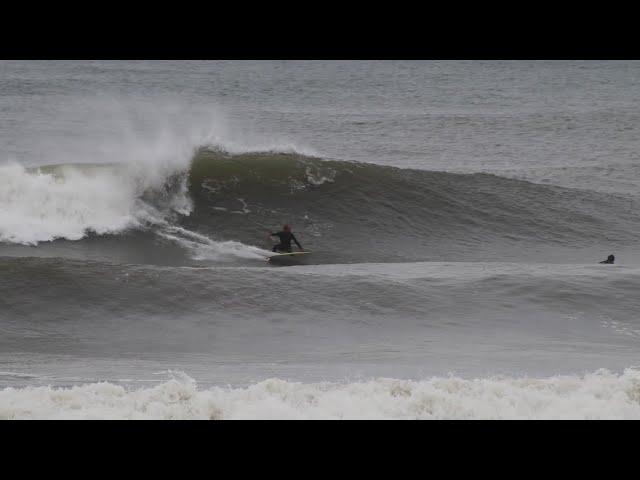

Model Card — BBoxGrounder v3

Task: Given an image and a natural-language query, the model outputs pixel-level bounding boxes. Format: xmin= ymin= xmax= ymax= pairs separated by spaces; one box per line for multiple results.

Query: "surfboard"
xmin=267 ymin=251 xmax=311 ymax=262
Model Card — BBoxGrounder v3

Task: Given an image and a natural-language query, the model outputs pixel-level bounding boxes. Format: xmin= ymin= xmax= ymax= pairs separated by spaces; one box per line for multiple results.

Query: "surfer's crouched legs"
xmin=272 ymin=244 xmax=292 ymax=253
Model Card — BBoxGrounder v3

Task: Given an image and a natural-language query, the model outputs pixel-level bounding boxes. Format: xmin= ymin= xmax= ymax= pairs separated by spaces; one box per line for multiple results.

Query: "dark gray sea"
xmin=1 ymin=61 xmax=639 ymax=418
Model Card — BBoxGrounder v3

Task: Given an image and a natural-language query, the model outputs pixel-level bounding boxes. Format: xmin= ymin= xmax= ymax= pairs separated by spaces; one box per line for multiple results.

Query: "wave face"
xmin=2 ymin=369 xmax=639 ymax=419
xmin=185 ymin=150 xmax=640 ymax=263
xmin=2 ymin=148 xmax=640 ymax=264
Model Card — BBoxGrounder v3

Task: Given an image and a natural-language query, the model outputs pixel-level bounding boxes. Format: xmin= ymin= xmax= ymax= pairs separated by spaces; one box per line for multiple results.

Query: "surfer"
xmin=599 ymin=254 xmax=615 ymax=264
xmin=268 ymin=224 xmax=303 ymax=253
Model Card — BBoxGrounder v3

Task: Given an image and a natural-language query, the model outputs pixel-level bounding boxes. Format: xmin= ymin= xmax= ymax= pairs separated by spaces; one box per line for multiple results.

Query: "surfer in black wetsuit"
xmin=268 ymin=224 xmax=303 ymax=253
xmin=599 ymin=254 xmax=615 ymax=264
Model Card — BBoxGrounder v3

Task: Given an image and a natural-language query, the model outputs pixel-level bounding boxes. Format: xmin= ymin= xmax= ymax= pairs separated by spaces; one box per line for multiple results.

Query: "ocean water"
xmin=1 ymin=60 xmax=639 ymax=419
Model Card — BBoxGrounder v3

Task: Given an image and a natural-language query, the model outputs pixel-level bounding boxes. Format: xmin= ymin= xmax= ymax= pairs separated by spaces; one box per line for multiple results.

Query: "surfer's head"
xmin=283 ymin=224 xmax=290 ymax=231
xmin=608 ymin=254 xmax=615 ymax=262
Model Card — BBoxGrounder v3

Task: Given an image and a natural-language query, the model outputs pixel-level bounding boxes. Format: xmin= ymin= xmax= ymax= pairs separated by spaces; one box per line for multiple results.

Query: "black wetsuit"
xmin=271 ymin=231 xmax=302 ymax=252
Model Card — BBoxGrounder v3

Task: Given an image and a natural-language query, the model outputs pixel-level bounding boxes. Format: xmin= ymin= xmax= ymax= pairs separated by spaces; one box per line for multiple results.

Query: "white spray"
xmin=0 ymin=96 xmax=310 ymax=258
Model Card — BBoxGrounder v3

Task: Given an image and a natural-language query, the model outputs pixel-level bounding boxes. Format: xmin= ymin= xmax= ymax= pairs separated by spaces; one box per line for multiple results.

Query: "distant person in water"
xmin=599 ymin=254 xmax=615 ymax=264
xmin=268 ymin=224 xmax=303 ymax=253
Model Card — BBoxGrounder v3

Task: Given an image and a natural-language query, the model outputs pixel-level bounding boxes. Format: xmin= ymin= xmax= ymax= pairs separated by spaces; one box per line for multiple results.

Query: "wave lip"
xmin=1 ymin=369 xmax=639 ymax=419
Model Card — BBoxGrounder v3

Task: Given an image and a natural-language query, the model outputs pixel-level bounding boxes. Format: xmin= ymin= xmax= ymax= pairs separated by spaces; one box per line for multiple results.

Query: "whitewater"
xmin=1 ymin=60 xmax=640 ymax=419
xmin=3 ymin=369 xmax=640 ymax=419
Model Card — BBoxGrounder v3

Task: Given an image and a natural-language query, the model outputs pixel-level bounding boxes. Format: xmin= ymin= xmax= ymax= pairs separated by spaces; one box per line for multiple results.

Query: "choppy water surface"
xmin=1 ymin=61 xmax=639 ymax=419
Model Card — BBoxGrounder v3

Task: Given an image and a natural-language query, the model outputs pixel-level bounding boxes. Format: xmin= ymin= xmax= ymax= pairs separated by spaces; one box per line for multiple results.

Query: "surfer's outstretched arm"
xmin=292 ymin=234 xmax=303 ymax=251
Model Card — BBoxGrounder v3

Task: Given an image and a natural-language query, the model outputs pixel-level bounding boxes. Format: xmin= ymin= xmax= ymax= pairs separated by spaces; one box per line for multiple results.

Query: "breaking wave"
xmin=3 ymin=147 xmax=640 ymax=264
xmin=2 ymin=369 xmax=639 ymax=419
